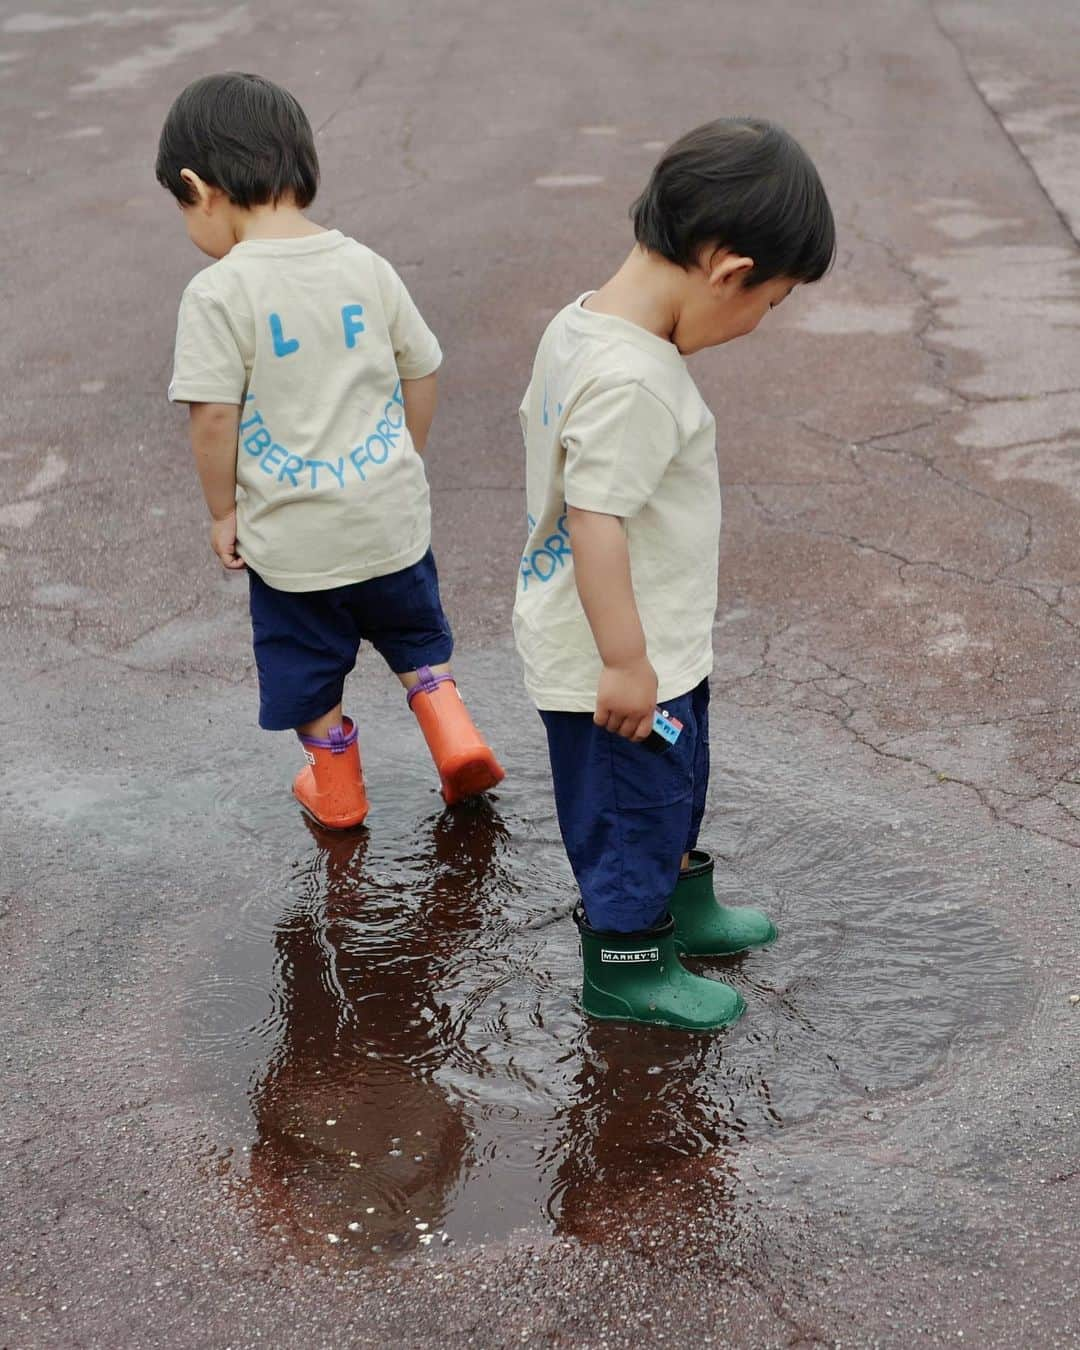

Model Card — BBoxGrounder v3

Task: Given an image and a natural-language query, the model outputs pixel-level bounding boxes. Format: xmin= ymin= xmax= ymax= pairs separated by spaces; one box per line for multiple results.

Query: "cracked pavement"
xmin=2 ymin=0 xmax=1079 ymax=1346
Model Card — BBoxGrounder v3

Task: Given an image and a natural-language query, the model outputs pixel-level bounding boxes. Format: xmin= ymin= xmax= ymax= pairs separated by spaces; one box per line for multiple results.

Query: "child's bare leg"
xmin=396 ymin=664 xmax=451 ymax=693
xmin=296 ymin=702 xmax=344 ymax=738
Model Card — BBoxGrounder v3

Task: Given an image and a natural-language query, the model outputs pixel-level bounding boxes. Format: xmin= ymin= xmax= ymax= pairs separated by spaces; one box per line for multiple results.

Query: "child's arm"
xmin=567 ymin=506 xmax=657 ymax=741
xmin=189 ymin=402 xmax=244 ymax=570
xmin=402 ymin=372 xmax=438 ymax=454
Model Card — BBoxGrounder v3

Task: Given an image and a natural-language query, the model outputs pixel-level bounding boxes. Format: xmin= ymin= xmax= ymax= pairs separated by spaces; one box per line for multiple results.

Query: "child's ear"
xmin=704 ymin=248 xmax=755 ymax=291
xmin=179 ymin=168 xmax=215 ymax=211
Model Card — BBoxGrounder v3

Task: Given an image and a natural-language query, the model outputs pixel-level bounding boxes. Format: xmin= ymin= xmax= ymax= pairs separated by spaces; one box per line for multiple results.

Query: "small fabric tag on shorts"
xmin=600 ymin=947 xmax=659 ymax=964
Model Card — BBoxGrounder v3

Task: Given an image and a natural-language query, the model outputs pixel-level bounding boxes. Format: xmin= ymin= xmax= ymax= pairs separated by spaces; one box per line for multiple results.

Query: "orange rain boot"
xmin=407 ymin=666 xmax=505 ymax=805
xmin=292 ymin=716 xmax=370 ymax=829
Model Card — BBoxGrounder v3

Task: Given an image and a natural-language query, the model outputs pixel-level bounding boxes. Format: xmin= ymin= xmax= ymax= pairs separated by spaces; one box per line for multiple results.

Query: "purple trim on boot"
xmin=297 ymin=716 xmax=358 ymax=755
xmin=406 ymin=665 xmax=456 ymax=709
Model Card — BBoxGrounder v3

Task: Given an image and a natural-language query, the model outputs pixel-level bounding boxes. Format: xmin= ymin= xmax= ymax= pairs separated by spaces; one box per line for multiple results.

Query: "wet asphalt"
xmin=2 ymin=0 xmax=1079 ymax=1346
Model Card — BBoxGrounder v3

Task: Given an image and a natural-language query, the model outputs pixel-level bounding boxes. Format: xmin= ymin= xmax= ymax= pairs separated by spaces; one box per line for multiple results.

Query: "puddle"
xmin=2 ymin=663 xmax=1024 ymax=1264
xmin=163 ymin=705 xmax=1024 ymax=1264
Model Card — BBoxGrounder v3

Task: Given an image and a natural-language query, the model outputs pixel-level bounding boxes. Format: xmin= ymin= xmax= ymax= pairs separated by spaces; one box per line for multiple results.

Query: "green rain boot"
xmin=575 ymin=909 xmax=745 ymax=1031
xmin=670 ymin=850 xmax=777 ymax=957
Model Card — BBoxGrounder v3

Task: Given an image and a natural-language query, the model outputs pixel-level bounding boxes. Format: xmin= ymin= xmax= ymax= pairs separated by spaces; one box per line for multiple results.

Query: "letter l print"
xmin=269 ymin=312 xmax=300 ymax=357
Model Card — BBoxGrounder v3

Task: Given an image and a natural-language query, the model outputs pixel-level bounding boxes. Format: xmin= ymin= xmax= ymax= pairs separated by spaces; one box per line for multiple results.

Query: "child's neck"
xmin=583 ymin=247 xmax=682 ymax=345
xmin=233 ymin=201 xmax=326 ymax=245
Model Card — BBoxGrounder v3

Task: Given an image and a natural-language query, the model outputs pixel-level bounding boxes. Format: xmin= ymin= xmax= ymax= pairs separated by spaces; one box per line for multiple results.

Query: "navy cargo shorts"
xmin=248 ymin=548 xmax=454 ymax=730
xmin=539 ymin=678 xmax=710 ymax=932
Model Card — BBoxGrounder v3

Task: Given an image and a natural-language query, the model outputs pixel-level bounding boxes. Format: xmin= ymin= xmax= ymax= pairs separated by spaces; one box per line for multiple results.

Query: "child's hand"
xmin=210 ymin=510 xmax=245 ymax=570
xmin=595 ymin=657 xmax=658 ymax=741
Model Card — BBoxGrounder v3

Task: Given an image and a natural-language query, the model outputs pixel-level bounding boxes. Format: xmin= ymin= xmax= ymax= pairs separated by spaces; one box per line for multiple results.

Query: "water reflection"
xmin=249 ymin=804 xmax=509 ymax=1254
xmin=551 ymin=1020 xmax=743 ymax=1251
xmin=172 ymin=721 xmax=1026 ymax=1260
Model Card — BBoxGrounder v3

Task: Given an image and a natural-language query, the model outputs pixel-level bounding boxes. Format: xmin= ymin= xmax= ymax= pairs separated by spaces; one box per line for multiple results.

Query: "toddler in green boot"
xmin=516 ymin=119 xmax=832 ymax=1032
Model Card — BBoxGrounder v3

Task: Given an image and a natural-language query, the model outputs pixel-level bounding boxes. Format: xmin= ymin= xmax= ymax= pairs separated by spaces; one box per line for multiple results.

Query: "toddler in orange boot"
xmin=158 ymin=73 xmax=503 ymax=827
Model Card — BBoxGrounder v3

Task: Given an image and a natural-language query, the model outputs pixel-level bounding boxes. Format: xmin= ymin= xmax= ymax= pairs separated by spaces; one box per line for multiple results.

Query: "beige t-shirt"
xmin=168 ymin=230 xmax=442 ymax=591
xmin=513 ymin=296 xmax=721 ymax=712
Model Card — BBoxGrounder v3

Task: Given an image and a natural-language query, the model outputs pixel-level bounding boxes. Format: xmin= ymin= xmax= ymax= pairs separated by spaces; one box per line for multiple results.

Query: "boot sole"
xmin=675 ymin=922 xmax=779 ymax=958
xmin=582 ymin=997 xmax=747 ymax=1032
xmin=293 ymin=791 xmax=369 ymax=830
xmin=440 ymin=754 xmax=506 ymax=805
xmin=583 ymin=981 xmax=747 ymax=1031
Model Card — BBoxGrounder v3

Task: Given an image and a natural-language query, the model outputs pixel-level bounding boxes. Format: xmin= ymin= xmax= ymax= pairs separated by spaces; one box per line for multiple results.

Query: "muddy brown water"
xmin=159 ymin=688 xmax=1024 ymax=1264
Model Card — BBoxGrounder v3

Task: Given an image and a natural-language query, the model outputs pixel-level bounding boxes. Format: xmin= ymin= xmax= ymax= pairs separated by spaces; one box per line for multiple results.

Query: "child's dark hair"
xmin=632 ymin=118 xmax=835 ymax=285
xmin=156 ymin=72 xmax=319 ymax=209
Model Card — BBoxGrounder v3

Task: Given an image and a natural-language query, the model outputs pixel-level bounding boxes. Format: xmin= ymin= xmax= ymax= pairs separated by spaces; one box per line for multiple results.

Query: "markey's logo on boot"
xmin=600 ymin=947 xmax=659 ymax=964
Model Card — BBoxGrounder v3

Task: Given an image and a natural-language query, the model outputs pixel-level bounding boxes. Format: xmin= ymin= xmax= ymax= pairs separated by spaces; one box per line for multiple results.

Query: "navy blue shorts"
xmin=248 ymin=549 xmax=454 ymax=730
xmin=539 ymin=678 xmax=710 ymax=933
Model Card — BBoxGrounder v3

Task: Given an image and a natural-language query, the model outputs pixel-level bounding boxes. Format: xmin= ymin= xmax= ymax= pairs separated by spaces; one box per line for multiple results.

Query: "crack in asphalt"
xmin=716 ymin=632 xmax=1080 ymax=850
xmin=928 ymin=0 xmax=1080 ymax=249
xmin=739 ymin=476 xmax=1080 ymax=638
xmin=803 ymin=37 xmax=855 ymax=132
xmin=315 ymin=62 xmax=384 ymax=137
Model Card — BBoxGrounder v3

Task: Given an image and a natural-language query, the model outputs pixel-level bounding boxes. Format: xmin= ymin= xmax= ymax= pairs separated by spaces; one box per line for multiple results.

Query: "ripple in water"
xmin=169 ymin=710 xmax=1025 ymax=1261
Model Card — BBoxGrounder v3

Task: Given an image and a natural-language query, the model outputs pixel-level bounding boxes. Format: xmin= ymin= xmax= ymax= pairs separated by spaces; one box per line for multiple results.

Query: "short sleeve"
xmin=168 ymin=284 xmax=246 ymax=405
xmin=562 ymin=382 xmax=680 ymax=518
xmin=372 ymin=255 xmax=443 ymax=380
